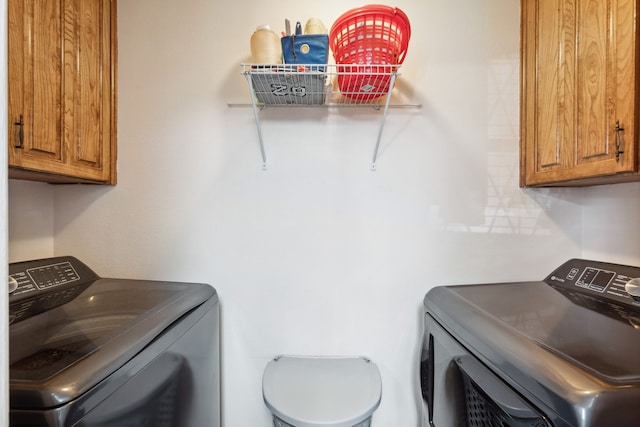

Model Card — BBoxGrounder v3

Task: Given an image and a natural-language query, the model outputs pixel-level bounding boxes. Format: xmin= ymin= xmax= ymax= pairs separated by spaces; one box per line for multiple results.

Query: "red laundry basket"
xmin=329 ymin=5 xmax=411 ymax=100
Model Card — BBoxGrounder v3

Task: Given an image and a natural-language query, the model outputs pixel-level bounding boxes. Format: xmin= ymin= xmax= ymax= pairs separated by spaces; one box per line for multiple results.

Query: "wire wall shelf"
xmin=238 ymin=63 xmax=419 ymax=170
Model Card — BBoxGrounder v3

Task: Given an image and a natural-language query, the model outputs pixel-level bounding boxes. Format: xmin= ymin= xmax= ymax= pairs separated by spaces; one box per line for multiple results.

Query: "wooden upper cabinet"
xmin=8 ymin=0 xmax=117 ymax=184
xmin=521 ymin=0 xmax=639 ymax=186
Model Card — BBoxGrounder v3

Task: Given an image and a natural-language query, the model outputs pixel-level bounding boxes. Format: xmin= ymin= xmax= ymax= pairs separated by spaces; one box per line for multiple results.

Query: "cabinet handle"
xmin=615 ymin=120 xmax=625 ymax=162
xmin=14 ymin=114 xmax=24 ymax=148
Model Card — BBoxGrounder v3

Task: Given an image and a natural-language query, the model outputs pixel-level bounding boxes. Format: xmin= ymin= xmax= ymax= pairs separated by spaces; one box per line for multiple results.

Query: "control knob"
xmin=625 ymin=278 xmax=640 ymax=303
xmin=8 ymin=276 xmax=18 ymax=294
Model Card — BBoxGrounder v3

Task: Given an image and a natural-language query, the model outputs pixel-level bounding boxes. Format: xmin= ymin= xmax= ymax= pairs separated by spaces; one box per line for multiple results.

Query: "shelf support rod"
xmin=371 ymin=73 xmax=397 ymax=171
xmin=246 ymin=73 xmax=268 ymax=169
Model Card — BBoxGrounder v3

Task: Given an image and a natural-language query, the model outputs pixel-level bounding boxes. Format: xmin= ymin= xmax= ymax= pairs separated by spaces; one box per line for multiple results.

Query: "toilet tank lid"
xmin=262 ymin=355 xmax=382 ymax=427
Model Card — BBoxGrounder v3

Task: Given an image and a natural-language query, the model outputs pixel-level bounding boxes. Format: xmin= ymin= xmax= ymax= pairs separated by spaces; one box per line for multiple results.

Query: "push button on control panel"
xmin=567 ymin=268 xmax=579 ymax=280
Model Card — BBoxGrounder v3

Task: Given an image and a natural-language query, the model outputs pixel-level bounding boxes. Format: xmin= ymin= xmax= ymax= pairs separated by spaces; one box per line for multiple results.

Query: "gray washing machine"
xmin=420 ymin=258 xmax=640 ymax=427
xmin=9 ymin=256 xmax=220 ymax=427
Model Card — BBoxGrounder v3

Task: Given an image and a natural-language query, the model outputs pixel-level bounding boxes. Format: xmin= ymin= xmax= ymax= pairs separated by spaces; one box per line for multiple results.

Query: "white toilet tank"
xmin=262 ymin=355 xmax=382 ymax=427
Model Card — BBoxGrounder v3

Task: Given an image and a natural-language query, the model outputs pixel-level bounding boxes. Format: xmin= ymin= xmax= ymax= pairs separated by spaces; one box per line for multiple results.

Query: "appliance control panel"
xmin=8 ymin=256 xmax=100 ymax=324
xmin=11 ymin=260 xmax=80 ymax=296
xmin=545 ymin=258 xmax=640 ymax=308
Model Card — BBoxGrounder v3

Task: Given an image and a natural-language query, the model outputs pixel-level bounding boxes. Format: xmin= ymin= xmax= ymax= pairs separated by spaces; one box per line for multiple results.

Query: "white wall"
xmin=8 ymin=181 xmax=54 ymax=262
xmin=9 ymin=0 xmax=630 ymax=426
xmin=581 ymin=182 xmax=640 ymax=266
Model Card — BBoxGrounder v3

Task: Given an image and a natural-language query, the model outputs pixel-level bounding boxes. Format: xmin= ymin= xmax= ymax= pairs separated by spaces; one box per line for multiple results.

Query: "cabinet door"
xmin=63 ymin=0 xmax=115 ymax=183
xmin=8 ymin=0 xmax=116 ymax=184
xmin=521 ymin=0 xmax=637 ymax=186
xmin=8 ymin=0 xmax=65 ymax=168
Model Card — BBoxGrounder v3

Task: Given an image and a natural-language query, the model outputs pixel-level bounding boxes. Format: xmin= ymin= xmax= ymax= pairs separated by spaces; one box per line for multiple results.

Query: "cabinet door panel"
xmin=65 ymin=0 xmax=106 ymax=170
xmin=9 ymin=0 xmax=64 ymax=161
xmin=535 ymin=0 xmax=563 ymax=170
xmin=576 ymin=0 xmax=610 ymax=161
xmin=523 ymin=0 xmax=577 ymax=182
xmin=575 ymin=0 xmax=636 ymax=172
xmin=612 ymin=0 xmax=636 ymax=170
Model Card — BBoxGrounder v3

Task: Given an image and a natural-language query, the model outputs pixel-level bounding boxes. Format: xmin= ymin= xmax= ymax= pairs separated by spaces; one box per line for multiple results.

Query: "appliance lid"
xmin=263 ymin=355 xmax=382 ymax=427
xmin=427 ymin=281 xmax=640 ymax=383
xmin=425 ymin=258 xmax=640 ymax=385
xmin=9 ymin=257 xmax=216 ymax=410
